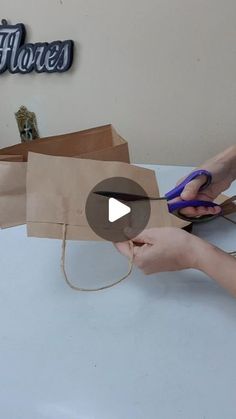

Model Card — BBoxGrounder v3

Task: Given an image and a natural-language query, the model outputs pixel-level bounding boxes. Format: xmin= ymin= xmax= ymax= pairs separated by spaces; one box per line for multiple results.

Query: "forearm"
xmin=219 ymin=145 xmax=236 ymax=182
xmin=192 ymin=237 xmax=236 ymax=296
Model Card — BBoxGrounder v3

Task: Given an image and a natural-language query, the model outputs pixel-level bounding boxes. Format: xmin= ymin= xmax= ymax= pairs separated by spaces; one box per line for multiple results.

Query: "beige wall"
xmin=0 ymin=0 xmax=236 ymax=164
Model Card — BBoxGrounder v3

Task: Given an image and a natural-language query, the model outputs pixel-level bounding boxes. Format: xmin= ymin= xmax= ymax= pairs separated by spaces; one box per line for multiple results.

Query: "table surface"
xmin=1 ymin=164 xmax=236 ymax=419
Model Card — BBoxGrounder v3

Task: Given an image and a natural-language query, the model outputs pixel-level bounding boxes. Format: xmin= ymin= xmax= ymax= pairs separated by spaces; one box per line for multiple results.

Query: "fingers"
xmin=114 ymin=227 xmax=192 ymax=275
xmin=123 ymin=226 xmax=152 ymax=245
xmin=180 ymin=205 xmax=222 ymax=217
xmin=132 ymin=229 xmax=159 ymax=245
xmin=114 ymin=228 xmax=156 ymax=258
xmin=114 ymin=241 xmax=145 ymax=262
xmin=180 ymin=175 xmax=207 ymax=200
xmin=114 ymin=242 xmax=133 ymax=258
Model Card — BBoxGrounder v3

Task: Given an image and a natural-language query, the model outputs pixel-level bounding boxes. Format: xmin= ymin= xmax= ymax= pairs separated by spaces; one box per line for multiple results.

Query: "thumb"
xmin=180 ymin=175 xmax=207 ymax=200
xmin=132 ymin=229 xmax=156 ymax=245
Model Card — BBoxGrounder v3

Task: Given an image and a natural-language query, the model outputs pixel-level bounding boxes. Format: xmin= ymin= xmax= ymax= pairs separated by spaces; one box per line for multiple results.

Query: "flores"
xmin=0 ymin=22 xmax=74 ymax=74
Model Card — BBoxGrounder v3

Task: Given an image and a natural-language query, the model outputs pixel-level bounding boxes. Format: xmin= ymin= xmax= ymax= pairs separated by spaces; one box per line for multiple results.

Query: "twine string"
xmin=60 ymin=223 xmax=134 ymax=292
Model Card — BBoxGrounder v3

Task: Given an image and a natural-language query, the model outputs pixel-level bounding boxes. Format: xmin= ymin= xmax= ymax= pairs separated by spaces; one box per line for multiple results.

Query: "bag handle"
xmin=60 ymin=224 xmax=134 ymax=292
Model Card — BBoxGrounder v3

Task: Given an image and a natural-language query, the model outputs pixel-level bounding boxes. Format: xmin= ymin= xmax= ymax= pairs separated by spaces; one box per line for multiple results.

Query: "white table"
xmin=0 ymin=165 xmax=236 ymax=419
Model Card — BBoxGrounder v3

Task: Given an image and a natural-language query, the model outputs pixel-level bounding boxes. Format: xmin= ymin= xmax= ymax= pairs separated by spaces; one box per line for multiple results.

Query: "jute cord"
xmin=60 ymin=223 xmax=134 ymax=292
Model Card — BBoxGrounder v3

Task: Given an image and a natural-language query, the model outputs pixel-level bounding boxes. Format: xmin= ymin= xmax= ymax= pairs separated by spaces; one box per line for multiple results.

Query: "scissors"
xmin=95 ymin=169 xmax=222 ymax=223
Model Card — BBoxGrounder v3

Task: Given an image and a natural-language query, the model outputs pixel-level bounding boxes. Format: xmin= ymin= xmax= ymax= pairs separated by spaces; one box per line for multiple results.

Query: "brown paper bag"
xmin=0 ymin=155 xmax=24 ymax=162
xmin=26 ymin=152 xmax=182 ymax=240
xmin=0 ymin=125 xmax=130 ymax=228
xmin=0 ymin=125 xmax=130 ymax=162
xmin=26 ymin=152 xmax=190 ymax=291
xmin=0 ymin=160 xmax=26 ymax=228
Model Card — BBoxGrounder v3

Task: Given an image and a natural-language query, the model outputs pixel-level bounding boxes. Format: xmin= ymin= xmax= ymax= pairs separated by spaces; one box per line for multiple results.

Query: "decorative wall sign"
xmin=0 ymin=19 xmax=74 ymax=74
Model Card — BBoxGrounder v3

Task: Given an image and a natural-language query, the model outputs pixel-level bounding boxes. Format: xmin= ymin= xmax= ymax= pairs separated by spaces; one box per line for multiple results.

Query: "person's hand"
xmin=115 ymin=227 xmax=236 ymax=296
xmin=115 ymin=228 xmax=202 ymax=274
xmin=174 ymin=145 xmax=236 ymax=218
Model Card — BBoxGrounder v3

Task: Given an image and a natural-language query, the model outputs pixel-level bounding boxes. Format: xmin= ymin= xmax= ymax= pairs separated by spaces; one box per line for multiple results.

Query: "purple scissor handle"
xmin=165 ymin=169 xmax=222 ymax=223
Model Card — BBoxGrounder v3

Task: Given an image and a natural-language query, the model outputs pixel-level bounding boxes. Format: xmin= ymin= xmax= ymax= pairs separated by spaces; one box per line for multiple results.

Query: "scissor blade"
xmin=94 ymin=191 xmax=165 ymax=202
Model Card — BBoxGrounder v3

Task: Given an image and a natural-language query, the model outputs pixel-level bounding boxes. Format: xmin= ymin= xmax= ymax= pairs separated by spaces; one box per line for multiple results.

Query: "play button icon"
xmin=85 ymin=177 xmax=151 ymax=242
xmin=109 ymin=198 xmax=131 ymax=222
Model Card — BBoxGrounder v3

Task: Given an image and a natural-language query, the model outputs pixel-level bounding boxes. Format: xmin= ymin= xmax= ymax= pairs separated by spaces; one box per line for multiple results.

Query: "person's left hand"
xmin=115 ymin=228 xmax=202 ymax=274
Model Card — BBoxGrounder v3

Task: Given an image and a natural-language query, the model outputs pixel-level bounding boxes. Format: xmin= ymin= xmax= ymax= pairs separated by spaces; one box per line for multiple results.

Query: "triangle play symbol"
xmin=108 ymin=198 xmax=131 ymax=223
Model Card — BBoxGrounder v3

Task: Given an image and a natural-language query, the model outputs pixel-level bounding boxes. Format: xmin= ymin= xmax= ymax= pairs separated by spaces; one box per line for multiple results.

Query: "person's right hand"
xmin=173 ymin=145 xmax=236 ymax=218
